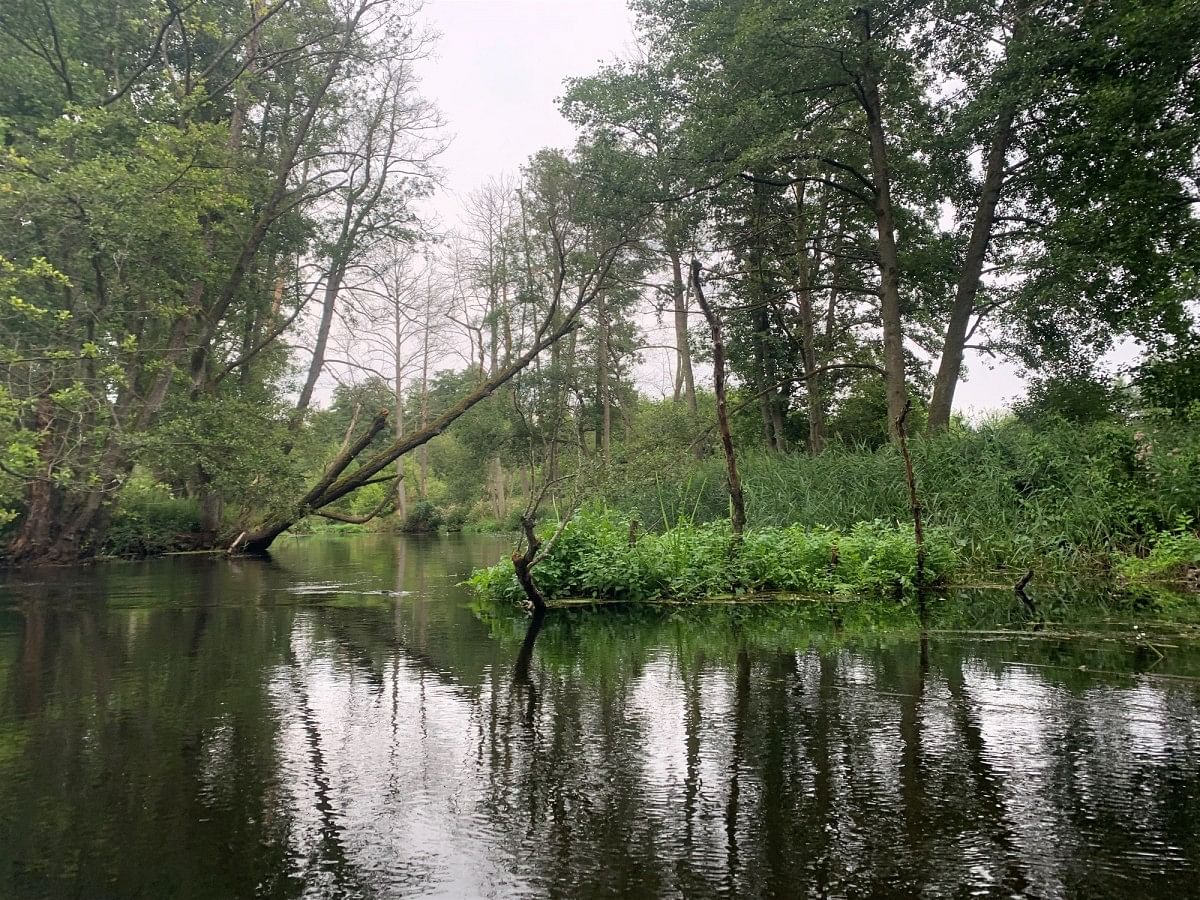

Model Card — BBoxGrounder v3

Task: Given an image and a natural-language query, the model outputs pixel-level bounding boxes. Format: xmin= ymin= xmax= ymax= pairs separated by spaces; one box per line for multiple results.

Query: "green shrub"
xmin=1116 ymin=522 xmax=1200 ymax=582
xmin=594 ymin=418 xmax=1200 ymax=571
xmin=402 ymin=499 xmax=443 ymax=533
xmin=104 ymin=475 xmax=202 ymax=556
xmin=466 ymin=506 xmax=958 ymax=605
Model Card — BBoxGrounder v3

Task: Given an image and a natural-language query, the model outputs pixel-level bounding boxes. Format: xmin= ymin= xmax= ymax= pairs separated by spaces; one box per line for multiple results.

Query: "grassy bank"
xmin=593 ymin=417 xmax=1200 ymax=572
xmin=467 ymin=507 xmax=958 ymax=604
xmin=466 ymin=508 xmax=1200 ymax=608
xmin=87 ymin=416 xmax=1200 ymax=577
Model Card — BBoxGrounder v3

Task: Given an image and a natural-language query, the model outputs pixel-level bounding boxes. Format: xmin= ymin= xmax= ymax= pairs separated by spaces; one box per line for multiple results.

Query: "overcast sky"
xmin=411 ymin=0 xmax=1029 ymax=415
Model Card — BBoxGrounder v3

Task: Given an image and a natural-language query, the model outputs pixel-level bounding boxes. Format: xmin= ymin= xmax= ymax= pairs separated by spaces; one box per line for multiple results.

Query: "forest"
xmin=1 ymin=0 xmax=1199 ymax=593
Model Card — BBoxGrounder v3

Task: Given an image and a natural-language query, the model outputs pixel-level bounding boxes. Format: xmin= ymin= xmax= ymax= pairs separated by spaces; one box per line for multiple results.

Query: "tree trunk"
xmin=394 ymin=375 xmax=407 ymax=523
xmin=418 ymin=314 xmax=430 ymax=500
xmin=927 ymin=104 xmax=1016 ymax=433
xmin=489 ymin=456 xmax=507 ymax=521
xmin=392 ymin=274 xmax=408 ymax=524
xmin=858 ymin=14 xmax=908 ymax=441
xmin=292 ymin=263 xmax=344 ymax=427
xmin=198 ymin=469 xmax=223 ymax=544
xmin=597 ymin=290 xmax=611 ymax=464
xmin=792 ymin=182 xmax=825 ymax=454
xmin=668 ymin=244 xmax=698 ymax=414
xmin=749 ymin=183 xmax=786 ymax=452
xmin=512 ymin=515 xmax=547 ymax=613
xmin=691 ymin=261 xmax=746 ymax=537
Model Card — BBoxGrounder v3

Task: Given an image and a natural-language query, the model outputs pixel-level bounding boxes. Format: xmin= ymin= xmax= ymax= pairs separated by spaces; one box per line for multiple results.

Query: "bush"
xmin=104 ymin=475 xmax=202 ymax=556
xmin=594 ymin=417 xmax=1200 ymax=571
xmin=466 ymin=506 xmax=958 ymax=605
xmin=1116 ymin=522 xmax=1200 ymax=582
xmin=402 ymin=499 xmax=443 ymax=533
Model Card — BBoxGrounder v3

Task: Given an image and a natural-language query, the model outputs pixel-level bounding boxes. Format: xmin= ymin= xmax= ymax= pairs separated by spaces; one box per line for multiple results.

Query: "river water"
xmin=1 ymin=534 xmax=1198 ymax=899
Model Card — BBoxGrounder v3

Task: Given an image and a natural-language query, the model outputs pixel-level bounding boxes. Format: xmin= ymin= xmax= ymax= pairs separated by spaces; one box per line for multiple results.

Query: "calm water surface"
xmin=1 ymin=534 xmax=1198 ymax=899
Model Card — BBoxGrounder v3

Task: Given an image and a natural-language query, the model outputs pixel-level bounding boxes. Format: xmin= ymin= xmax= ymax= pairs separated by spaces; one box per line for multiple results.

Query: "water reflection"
xmin=0 ymin=535 xmax=1198 ymax=898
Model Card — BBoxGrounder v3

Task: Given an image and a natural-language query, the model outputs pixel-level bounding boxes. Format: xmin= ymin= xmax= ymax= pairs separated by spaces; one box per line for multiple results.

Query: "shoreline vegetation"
xmin=2 ymin=0 xmax=1199 ymax=595
xmin=464 ymin=505 xmax=1200 ymax=608
xmin=80 ymin=413 xmax=1200 ymax=610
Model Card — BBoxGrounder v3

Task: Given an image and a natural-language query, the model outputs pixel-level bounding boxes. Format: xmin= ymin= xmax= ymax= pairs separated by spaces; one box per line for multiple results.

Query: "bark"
xmin=6 ymin=400 xmax=57 ymax=563
xmin=895 ymin=399 xmax=927 ymax=613
xmin=394 ymin=350 xmax=407 ymax=524
xmin=489 ymin=456 xmax=507 ymax=521
xmin=238 ymin=409 xmax=391 ymax=552
xmin=857 ymin=13 xmax=908 ymax=440
xmin=691 ymin=261 xmax=746 ymax=537
xmin=927 ymin=104 xmax=1016 ymax=432
xmin=668 ymin=244 xmax=698 ymax=414
xmin=792 ymin=182 xmax=825 ymax=454
xmin=315 ymin=489 xmax=393 ymax=524
xmin=512 ymin=515 xmax=547 ymax=613
xmin=291 ymin=262 xmax=343 ymax=427
xmin=198 ymin=469 xmax=223 ymax=542
xmin=597 ymin=290 xmax=611 ymax=464
xmin=417 ymin=313 xmax=430 ymax=499
xmin=749 ymin=185 xmax=787 ymax=452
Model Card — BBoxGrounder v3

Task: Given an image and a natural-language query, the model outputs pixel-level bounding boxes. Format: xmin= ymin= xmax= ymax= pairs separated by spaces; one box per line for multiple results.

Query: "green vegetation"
xmin=468 ymin=506 xmax=956 ymax=604
xmin=594 ymin=411 xmax=1200 ymax=572
xmin=1 ymin=0 xmax=1198 ymax=590
xmin=1116 ymin=524 xmax=1200 ymax=583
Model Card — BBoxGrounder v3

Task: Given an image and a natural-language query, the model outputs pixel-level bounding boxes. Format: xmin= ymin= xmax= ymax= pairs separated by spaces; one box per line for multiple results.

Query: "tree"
xmin=234 ymin=144 xmax=647 ymax=552
xmin=0 ymin=0 xmax=435 ymax=563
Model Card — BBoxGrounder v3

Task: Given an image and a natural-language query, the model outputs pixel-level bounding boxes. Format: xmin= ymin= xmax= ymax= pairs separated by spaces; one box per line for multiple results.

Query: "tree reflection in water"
xmin=1 ymin=534 xmax=1198 ymax=898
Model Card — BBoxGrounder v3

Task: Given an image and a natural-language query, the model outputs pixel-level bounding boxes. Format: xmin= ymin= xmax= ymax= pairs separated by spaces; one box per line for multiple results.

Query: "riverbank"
xmin=466 ymin=507 xmax=1200 ymax=609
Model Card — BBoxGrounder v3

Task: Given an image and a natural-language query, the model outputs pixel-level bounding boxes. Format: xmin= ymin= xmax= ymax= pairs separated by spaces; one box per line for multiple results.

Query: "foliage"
xmin=1014 ymin=364 xmax=1129 ymax=425
xmin=595 ymin=412 xmax=1200 ymax=571
xmin=467 ymin=506 xmax=958 ymax=605
xmin=401 ymin=500 xmax=443 ymax=533
xmin=1134 ymin=336 xmax=1200 ymax=416
xmin=1115 ymin=521 xmax=1200 ymax=582
xmin=102 ymin=475 xmax=201 ymax=557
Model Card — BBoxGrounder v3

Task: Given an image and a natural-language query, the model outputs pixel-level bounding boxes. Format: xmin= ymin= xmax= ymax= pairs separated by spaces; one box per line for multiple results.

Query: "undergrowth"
xmin=596 ymin=416 xmax=1200 ymax=571
xmin=466 ymin=506 xmax=958 ymax=604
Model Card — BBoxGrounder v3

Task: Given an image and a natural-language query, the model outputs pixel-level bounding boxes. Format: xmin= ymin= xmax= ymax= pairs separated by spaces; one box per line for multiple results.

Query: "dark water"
xmin=1 ymin=535 xmax=1199 ymax=899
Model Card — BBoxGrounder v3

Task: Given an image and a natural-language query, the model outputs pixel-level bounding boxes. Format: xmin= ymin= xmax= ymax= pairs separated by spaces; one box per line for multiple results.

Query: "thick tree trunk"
xmin=691 ymin=261 xmax=746 ymax=537
xmin=858 ymin=17 xmax=908 ymax=441
xmin=927 ymin=104 xmax=1016 ymax=433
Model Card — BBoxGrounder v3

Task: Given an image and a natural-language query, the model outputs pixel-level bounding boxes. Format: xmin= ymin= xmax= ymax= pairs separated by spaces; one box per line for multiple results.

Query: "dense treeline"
xmin=2 ymin=0 xmax=1198 ymax=567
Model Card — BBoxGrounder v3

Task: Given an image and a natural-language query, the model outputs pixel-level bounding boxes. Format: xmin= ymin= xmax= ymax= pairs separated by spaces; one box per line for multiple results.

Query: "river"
xmin=1 ymin=534 xmax=1198 ymax=898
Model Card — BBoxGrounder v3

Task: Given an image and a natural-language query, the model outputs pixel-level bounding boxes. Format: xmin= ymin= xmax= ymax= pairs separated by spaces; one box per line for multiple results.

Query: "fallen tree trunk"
xmin=236 ymin=264 xmax=611 ymax=554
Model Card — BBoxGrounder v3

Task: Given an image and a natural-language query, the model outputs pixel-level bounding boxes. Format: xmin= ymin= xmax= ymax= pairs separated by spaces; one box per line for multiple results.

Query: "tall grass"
xmin=600 ymin=418 xmax=1200 ymax=571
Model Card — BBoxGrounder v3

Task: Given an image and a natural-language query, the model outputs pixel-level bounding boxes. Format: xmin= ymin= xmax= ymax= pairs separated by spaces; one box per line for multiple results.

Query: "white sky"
xmin=411 ymin=0 xmax=1030 ymax=414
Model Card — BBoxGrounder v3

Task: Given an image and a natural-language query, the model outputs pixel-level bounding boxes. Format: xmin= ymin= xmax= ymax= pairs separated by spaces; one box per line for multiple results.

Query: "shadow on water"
xmin=1 ymin=533 xmax=1199 ymax=898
